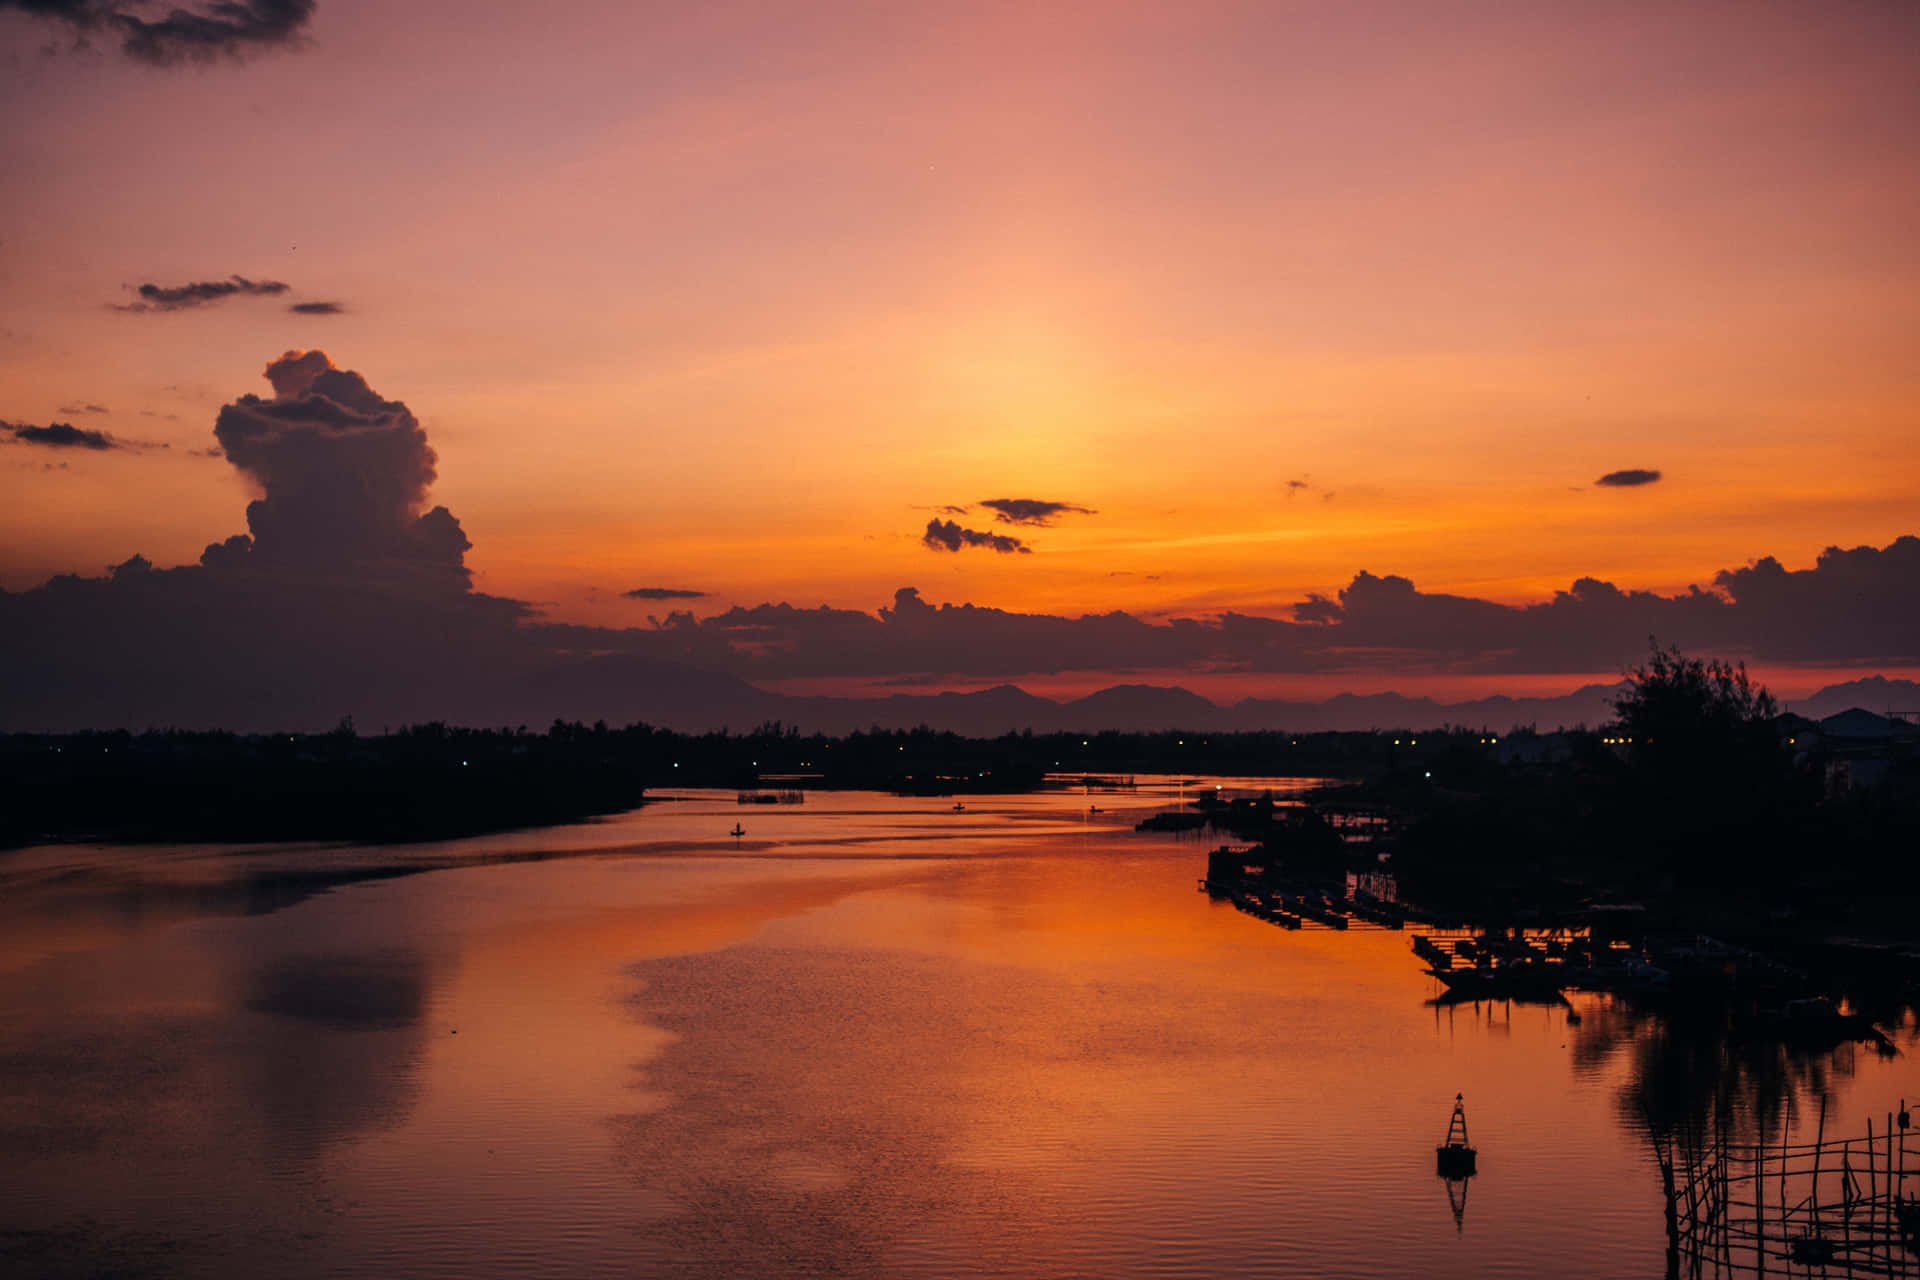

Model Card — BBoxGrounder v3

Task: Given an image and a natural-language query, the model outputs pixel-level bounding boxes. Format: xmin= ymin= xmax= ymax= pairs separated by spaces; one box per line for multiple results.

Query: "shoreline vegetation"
xmin=1173 ymin=652 xmax=1920 ymax=944
xmin=0 ymin=717 xmax=1419 ymax=848
xmin=1170 ymin=650 xmax=1920 ymax=1062
xmin=4 ymin=650 xmax=1915 ymax=938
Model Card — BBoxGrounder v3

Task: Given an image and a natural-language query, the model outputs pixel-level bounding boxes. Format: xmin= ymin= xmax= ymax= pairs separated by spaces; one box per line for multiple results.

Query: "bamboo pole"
xmin=1814 ymin=1095 xmax=1830 ymax=1243
xmin=1757 ymin=1120 xmax=1770 ymax=1279
xmin=1780 ymin=1103 xmax=1794 ymax=1268
xmin=1728 ymin=1128 xmax=1738 ymax=1275
xmin=1887 ymin=1113 xmax=1897 ymax=1280
xmin=1858 ymin=1120 xmax=1873 ymax=1228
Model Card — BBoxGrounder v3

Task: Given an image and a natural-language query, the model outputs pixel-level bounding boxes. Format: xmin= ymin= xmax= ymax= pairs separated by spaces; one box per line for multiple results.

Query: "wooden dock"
xmin=1199 ymin=876 xmax=1400 ymax=932
xmin=1198 ymin=844 xmax=1408 ymax=932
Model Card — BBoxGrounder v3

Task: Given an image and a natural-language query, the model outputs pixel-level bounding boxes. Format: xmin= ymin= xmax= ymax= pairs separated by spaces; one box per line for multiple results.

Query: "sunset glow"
xmin=3 ymin=0 xmax=1917 ymax=721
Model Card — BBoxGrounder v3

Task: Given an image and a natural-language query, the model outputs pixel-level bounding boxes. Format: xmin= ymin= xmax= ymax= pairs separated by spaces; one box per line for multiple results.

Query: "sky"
xmin=1 ymin=0 xmax=1917 ymax=724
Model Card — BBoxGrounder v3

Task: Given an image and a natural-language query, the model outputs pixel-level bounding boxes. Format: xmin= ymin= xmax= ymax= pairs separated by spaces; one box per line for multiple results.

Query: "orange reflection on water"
xmin=2 ymin=786 xmax=1913 ymax=1279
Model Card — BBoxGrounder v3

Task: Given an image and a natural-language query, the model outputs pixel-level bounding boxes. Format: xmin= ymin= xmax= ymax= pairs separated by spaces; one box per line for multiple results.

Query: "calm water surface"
xmin=2 ymin=778 xmax=1914 ymax=1278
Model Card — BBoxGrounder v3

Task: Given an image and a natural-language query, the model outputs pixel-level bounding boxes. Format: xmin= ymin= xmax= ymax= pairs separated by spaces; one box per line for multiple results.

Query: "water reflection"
xmin=0 ymin=783 xmax=1911 ymax=1279
xmin=243 ymin=949 xmax=439 ymax=1166
xmin=1569 ymin=996 xmax=1915 ymax=1149
xmin=249 ymin=949 xmax=436 ymax=1028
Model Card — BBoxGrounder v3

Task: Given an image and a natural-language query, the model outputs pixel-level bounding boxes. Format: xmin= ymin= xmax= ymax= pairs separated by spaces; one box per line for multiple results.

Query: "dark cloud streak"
xmin=978 ymin=497 xmax=1096 ymax=526
xmin=624 ymin=587 xmax=709 ymax=601
xmin=289 ymin=301 xmax=344 ymax=315
xmin=922 ymin=518 xmax=1031 ymax=554
xmin=119 ymin=275 xmax=290 ymax=312
xmin=1596 ymin=468 xmax=1662 ymax=488
xmin=6 ymin=420 xmax=121 ymax=450
xmin=0 ymin=0 xmax=314 ymax=64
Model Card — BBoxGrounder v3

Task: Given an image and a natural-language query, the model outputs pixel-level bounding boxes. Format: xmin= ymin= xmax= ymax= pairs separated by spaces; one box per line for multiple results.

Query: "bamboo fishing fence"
xmin=1654 ymin=1099 xmax=1920 ymax=1278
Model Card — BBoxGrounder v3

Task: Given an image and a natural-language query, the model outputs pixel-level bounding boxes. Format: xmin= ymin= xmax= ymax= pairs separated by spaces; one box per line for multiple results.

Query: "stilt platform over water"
xmin=1197 ymin=845 xmax=1402 ymax=931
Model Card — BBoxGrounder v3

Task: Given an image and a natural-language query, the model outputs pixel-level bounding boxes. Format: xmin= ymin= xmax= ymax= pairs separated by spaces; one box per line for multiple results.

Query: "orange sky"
xmin=2 ymin=2 xmax=1916 ymax=682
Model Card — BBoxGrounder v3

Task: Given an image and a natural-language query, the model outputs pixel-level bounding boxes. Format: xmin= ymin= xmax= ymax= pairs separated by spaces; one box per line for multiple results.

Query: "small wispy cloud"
xmin=922 ymin=518 xmax=1031 ymax=554
xmin=623 ymin=586 xmax=710 ymax=601
xmin=1596 ymin=468 xmax=1662 ymax=488
xmin=978 ymin=497 xmax=1096 ymax=527
xmin=118 ymin=275 xmax=290 ymax=313
xmin=5 ymin=420 xmax=121 ymax=451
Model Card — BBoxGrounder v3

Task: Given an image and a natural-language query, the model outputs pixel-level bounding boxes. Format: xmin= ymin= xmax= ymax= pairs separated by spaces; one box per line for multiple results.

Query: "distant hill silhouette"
xmin=10 ymin=632 xmax=1913 ymax=735
xmin=466 ymin=667 xmax=1631 ymax=735
xmin=569 ymin=672 xmax=1916 ymax=736
xmin=1787 ymin=676 xmax=1920 ymax=722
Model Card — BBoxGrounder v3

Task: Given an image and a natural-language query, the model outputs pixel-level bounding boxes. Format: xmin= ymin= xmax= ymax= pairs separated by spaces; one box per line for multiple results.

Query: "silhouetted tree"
xmin=1609 ymin=642 xmax=1793 ymax=890
xmin=1613 ymin=643 xmax=1777 ymax=769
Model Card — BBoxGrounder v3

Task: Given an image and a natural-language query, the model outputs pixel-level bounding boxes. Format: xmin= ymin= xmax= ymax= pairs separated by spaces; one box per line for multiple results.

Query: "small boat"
xmin=730 ymin=823 xmax=745 ymax=837
xmin=952 ymin=803 xmax=966 ymax=812
xmin=1088 ymin=805 xmax=1102 ymax=813
xmin=1432 ymin=959 xmax=1564 ymax=1002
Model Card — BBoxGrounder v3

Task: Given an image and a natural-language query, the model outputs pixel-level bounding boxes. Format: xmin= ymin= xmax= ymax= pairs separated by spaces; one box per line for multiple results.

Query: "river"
xmin=2 ymin=777 xmax=1913 ymax=1278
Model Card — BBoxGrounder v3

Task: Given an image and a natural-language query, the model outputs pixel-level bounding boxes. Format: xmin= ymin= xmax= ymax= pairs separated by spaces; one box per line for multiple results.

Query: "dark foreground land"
xmin=0 ymin=722 xmax=653 ymax=846
xmin=0 ymin=718 xmax=1410 ymax=847
xmin=5 ymin=651 xmax=1917 ymax=953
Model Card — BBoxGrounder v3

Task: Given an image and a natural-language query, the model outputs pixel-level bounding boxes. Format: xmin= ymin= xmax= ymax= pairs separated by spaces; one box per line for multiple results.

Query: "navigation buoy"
xmin=1436 ymin=1093 xmax=1478 ymax=1178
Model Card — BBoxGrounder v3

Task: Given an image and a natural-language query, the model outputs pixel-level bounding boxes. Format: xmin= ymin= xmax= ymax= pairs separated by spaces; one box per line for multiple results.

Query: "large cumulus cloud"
xmin=0 ymin=352 xmax=525 ymax=730
xmin=209 ymin=350 xmax=471 ymax=593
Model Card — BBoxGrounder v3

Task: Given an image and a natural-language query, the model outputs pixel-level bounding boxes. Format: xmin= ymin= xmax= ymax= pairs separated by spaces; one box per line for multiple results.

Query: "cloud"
xmin=5 ymin=420 xmax=121 ymax=450
xmin=210 ymin=349 xmax=472 ymax=591
xmin=0 ymin=0 xmax=314 ymax=65
xmin=546 ymin=535 xmax=1920 ymax=682
xmin=921 ymin=518 xmax=1031 ymax=554
xmin=0 ymin=351 xmax=535 ymax=730
xmin=289 ymin=301 xmax=345 ymax=315
xmin=1711 ymin=539 xmax=1920 ymax=663
xmin=2 ymin=349 xmax=1916 ymax=731
xmin=119 ymin=275 xmax=289 ymax=312
xmin=57 ymin=402 xmax=109 ymax=415
xmin=119 ymin=0 xmax=312 ymax=63
xmin=978 ymin=498 xmax=1096 ymax=526
xmin=1596 ymin=468 xmax=1662 ymax=488
xmin=624 ymin=586 xmax=709 ymax=601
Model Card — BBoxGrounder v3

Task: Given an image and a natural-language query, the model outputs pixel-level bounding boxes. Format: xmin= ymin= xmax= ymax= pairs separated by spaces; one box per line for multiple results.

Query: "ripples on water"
xmin=1 ymin=779 xmax=1913 ymax=1278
